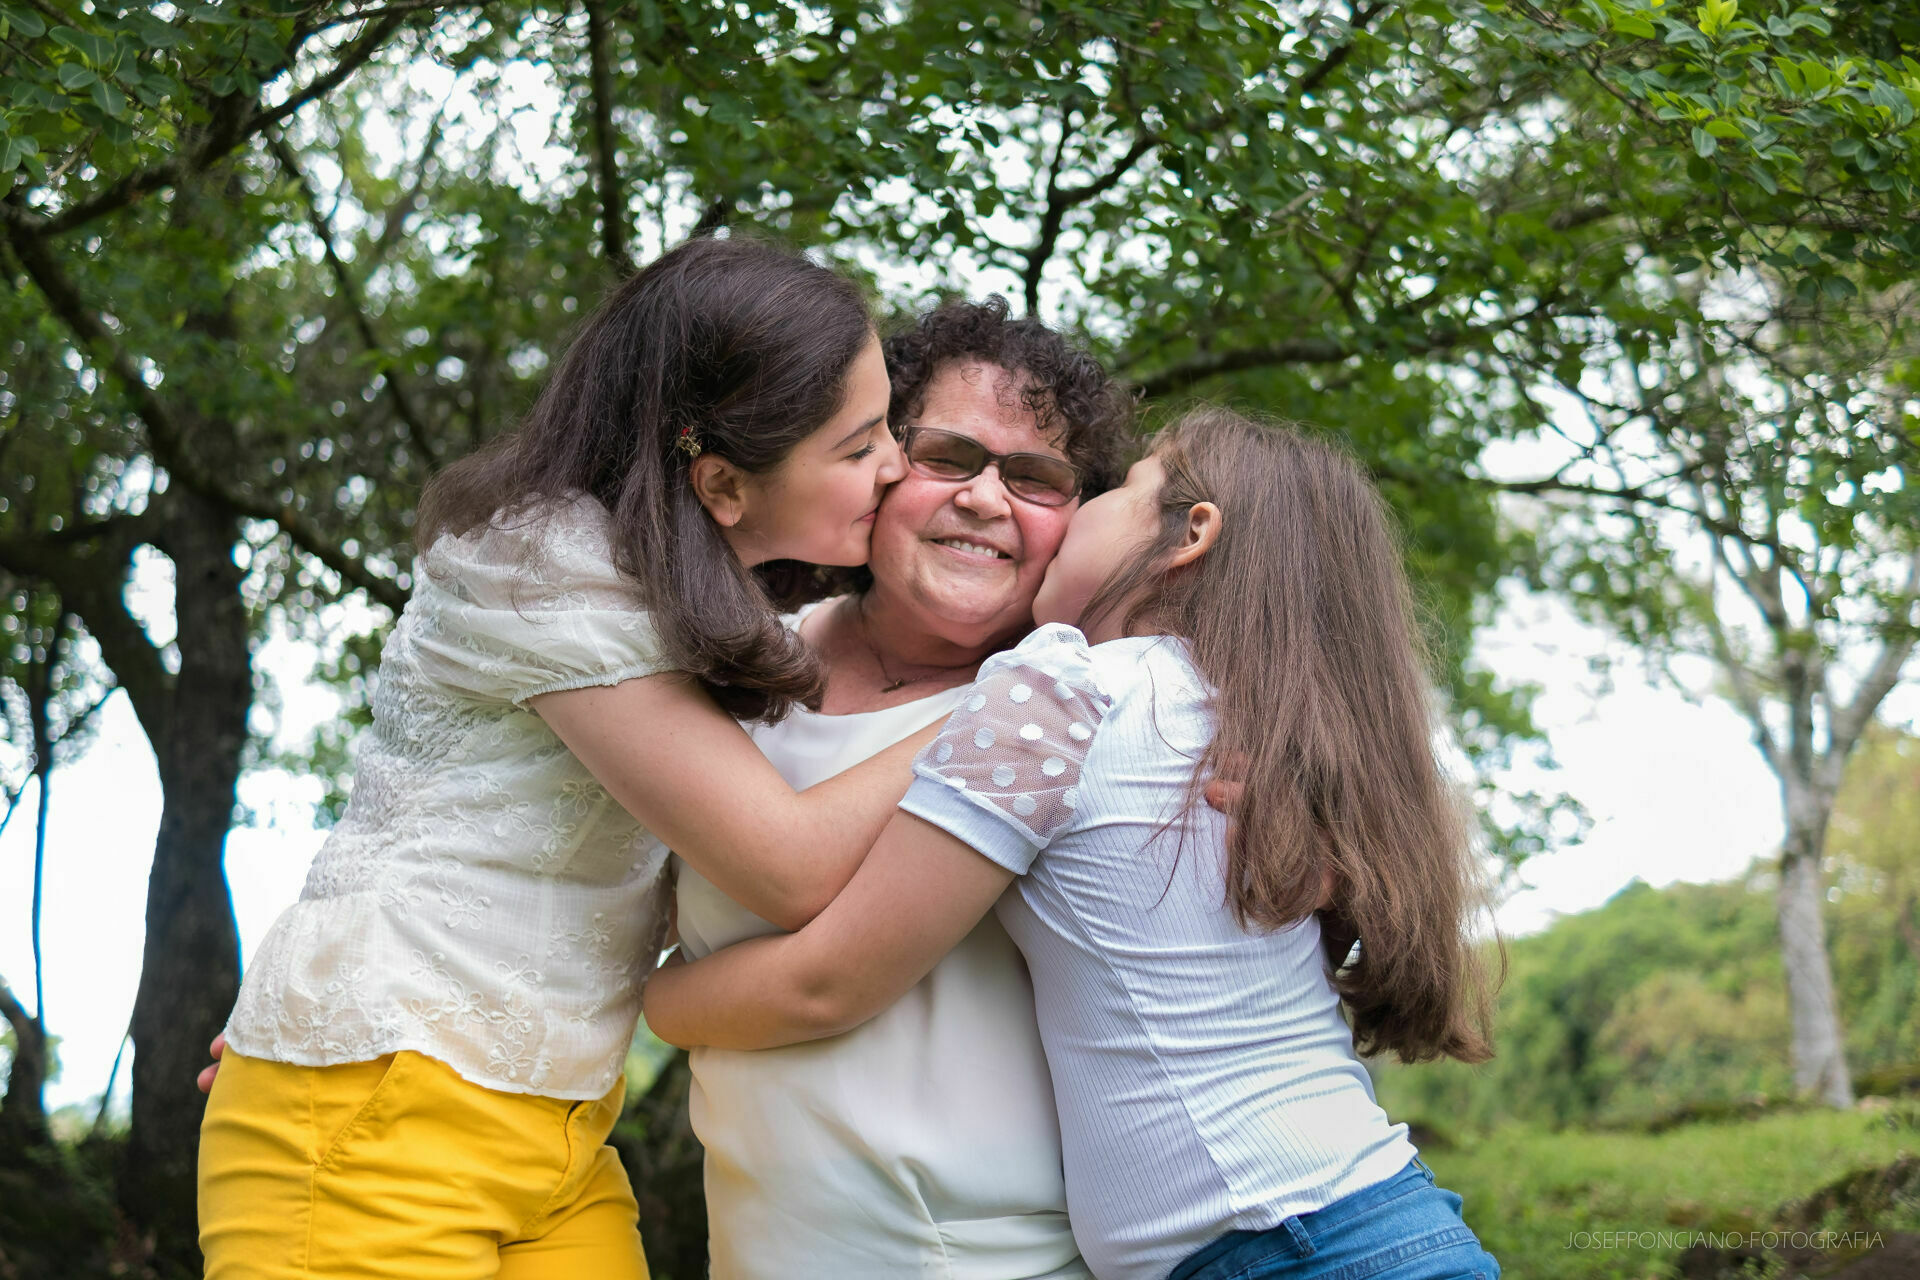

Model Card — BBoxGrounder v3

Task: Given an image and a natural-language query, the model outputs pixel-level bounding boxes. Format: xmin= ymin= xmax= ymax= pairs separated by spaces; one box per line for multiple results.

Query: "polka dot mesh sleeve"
xmin=906 ymin=624 xmax=1112 ymax=867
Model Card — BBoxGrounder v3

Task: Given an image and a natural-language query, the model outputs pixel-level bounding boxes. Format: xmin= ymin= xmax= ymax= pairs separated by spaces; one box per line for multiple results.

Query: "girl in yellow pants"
xmin=198 ymin=241 xmax=933 ymax=1274
xmin=199 ymin=1051 xmax=646 ymax=1279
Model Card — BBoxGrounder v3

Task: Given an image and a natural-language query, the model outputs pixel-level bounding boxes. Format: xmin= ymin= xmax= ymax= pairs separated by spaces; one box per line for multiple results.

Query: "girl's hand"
xmin=1204 ymin=766 xmax=1335 ymax=914
xmin=195 ymin=1033 xmax=226 ymax=1094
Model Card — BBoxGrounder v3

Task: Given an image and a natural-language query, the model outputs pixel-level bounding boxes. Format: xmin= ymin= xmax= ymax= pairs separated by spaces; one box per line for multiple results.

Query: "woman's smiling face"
xmin=865 ymin=361 xmax=1079 ymax=636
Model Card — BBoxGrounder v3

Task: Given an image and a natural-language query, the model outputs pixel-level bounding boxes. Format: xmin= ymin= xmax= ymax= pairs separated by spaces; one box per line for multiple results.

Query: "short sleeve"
xmin=408 ymin=496 xmax=671 ymax=705
xmin=898 ymin=623 xmax=1111 ymax=874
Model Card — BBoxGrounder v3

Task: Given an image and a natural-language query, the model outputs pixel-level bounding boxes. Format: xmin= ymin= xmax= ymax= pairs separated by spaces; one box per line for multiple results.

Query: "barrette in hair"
xmin=677 ymin=424 xmax=704 ymax=459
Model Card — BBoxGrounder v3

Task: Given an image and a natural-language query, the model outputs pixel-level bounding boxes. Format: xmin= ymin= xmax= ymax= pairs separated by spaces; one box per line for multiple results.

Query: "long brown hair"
xmin=416 ymin=236 xmax=874 ymax=720
xmin=1082 ymin=406 xmax=1498 ymax=1064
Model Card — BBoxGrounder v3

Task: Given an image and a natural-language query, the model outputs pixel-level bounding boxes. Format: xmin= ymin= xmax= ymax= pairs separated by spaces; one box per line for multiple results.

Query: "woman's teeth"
xmin=935 ymin=539 xmax=1010 ymax=560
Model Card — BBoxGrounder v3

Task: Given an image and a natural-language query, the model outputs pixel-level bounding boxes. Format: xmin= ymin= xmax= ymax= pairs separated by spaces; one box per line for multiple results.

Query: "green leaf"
xmin=708 ymin=94 xmax=754 ymax=127
xmin=1614 ymin=14 xmax=1657 ymax=38
xmin=0 ymin=132 xmax=37 ymax=173
xmin=126 ymin=11 xmax=183 ymax=48
xmin=89 ymin=79 xmax=127 ymax=118
xmin=1821 ymin=274 xmax=1858 ymax=301
xmin=0 ymin=3 xmax=46 ymax=38
xmin=57 ymin=62 xmax=98 ymax=91
xmin=1691 ymin=125 xmax=1717 ymax=157
xmin=1868 ymin=82 xmax=1915 ymax=126
xmin=1789 ymin=10 xmax=1832 ymax=36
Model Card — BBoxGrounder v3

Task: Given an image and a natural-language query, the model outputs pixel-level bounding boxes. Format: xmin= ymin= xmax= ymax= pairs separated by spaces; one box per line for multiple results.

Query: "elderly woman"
xmin=678 ymin=299 xmax=1131 ymax=1279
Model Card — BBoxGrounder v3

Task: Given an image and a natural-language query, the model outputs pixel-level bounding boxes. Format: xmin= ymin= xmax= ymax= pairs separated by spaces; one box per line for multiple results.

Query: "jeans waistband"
xmin=1168 ymin=1160 xmax=1432 ymax=1280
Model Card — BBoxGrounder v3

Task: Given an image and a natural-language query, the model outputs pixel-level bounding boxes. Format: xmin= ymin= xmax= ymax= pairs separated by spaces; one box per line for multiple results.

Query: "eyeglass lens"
xmin=903 ymin=429 xmax=1079 ymax=505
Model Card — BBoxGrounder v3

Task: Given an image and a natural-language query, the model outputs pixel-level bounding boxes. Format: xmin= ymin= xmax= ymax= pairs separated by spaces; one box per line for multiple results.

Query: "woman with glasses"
xmin=673 ymin=298 xmax=1133 ymax=1279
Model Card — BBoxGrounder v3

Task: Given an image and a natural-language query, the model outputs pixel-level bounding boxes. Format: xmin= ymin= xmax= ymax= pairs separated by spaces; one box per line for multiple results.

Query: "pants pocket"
xmin=312 ymin=1052 xmax=410 ymax=1168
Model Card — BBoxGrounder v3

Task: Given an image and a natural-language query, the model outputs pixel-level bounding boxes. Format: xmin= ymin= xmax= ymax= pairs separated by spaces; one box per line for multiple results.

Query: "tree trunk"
xmin=1777 ymin=789 xmax=1854 ymax=1108
xmin=120 ymin=493 xmax=249 ymax=1277
xmin=0 ymin=978 xmax=50 ymax=1148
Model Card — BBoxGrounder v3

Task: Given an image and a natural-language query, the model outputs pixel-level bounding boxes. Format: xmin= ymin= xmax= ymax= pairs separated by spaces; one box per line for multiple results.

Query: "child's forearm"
xmin=644 ymin=810 xmax=1018 ymax=1051
xmin=532 ymin=674 xmax=939 ymax=931
xmin=644 ymin=933 xmax=860 ymax=1050
xmin=768 ymin=722 xmax=942 ymax=922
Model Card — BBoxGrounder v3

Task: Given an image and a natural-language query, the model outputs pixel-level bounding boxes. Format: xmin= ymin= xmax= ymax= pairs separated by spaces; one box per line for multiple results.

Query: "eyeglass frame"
xmin=894 ymin=426 xmax=1084 ymax=507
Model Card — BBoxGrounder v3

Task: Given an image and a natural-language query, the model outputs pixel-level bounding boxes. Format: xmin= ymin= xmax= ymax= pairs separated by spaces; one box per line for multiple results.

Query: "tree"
xmin=1456 ymin=0 xmax=1920 ymax=1107
xmin=1 ymin=5 xmax=449 ymax=1268
xmin=1499 ymin=261 xmax=1916 ymax=1108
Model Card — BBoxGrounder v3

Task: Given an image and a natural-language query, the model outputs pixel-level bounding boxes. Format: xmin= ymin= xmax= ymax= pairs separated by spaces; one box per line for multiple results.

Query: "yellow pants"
xmin=198 ymin=1049 xmax=651 ymax=1280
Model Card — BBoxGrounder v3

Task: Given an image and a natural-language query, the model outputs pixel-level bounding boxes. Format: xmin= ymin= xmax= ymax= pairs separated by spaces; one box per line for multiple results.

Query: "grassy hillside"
xmin=1425 ymin=1109 xmax=1919 ymax=1278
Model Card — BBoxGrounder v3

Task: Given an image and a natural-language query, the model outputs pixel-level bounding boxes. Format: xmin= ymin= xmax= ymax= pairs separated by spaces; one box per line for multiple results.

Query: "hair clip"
xmin=677 ymin=425 xmax=703 ymax=459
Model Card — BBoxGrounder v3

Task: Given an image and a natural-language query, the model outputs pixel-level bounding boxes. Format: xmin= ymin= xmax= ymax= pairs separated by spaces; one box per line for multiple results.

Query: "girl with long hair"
xmin=644 ymin=407 xmax=1502 ymax=1280
xmin=199 ymin=236 xmax=934 ymax=1279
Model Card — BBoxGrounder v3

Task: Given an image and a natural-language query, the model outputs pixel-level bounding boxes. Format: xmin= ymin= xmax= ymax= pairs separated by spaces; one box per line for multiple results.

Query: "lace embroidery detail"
xmin=221 ymin=496 xmax=673 ymax=1098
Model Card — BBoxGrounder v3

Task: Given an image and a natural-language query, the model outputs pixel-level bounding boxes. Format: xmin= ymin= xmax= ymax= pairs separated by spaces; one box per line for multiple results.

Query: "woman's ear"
xmin=1166 ymin=501 xmax=1223 ymax=569
xmin=689 ymin=454 xmax=751 ymax=528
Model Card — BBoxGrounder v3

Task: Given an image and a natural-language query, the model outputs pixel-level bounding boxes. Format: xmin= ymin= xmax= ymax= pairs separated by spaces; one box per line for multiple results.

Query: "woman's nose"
xmin=954 ymin=464 xmax=1013 ymax=517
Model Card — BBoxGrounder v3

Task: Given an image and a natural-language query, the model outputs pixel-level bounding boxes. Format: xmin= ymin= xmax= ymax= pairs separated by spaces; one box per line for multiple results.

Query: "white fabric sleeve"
xmin=409 ymin=495 xmax=672 ymax=705
xmin=898 ymin=624 xmax=1111 ymax=874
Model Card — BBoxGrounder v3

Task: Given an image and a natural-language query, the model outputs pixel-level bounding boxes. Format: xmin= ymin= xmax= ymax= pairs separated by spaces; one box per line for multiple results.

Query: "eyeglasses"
xmin=897 ymin=427 xmax=1082 ymax=507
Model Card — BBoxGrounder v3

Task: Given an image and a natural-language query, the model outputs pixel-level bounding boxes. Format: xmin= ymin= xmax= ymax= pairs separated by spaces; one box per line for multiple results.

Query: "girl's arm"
xmin=531 ymin=675 xmax=938 ymax=932
xmin=642 ymin=810 xmax=1014 ymax=1049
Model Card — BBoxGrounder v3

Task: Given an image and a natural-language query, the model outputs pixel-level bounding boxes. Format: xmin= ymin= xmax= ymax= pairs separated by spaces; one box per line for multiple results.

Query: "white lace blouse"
xmin=224 ymin=496 xmax=677 ymax=1099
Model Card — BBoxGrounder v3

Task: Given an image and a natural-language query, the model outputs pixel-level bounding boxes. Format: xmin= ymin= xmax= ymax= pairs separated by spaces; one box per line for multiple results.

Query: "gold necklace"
xmin=851 ymin=595 xmax=970 ymax=694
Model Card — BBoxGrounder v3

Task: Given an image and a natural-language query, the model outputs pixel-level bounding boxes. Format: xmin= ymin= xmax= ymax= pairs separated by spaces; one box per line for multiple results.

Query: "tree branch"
xmin=4 ymin=221 xmax=410 ymax=614
xmin=1827 ymin=549 xmax=1920 ymax=768
xmin=27 ymin=604 xmax=65 ymax=1032
xmin=1139 ymin=335 xmax=1359 ymax=397
xmin=0 ymin=524 xmax=175 ymax=749
xmin=3 ymin=222 xmax=199 ymax=477
xmin=12 ymin=10 xmax=412 ymax=238
xmin=224 ymin=494 xmax=410 ymax=614
xmin=1293 ymin=1 xmax=1388 ymax=100
xmin=1023 ymin=131 xmax=1157 ymax=316
xmin=268 ymin=132 xmax=438 ymax=469
xmin=1697 ymin=563 xmax=1785 ymax=772
xmin=0 ymin=974 xmax=39 ymax=1042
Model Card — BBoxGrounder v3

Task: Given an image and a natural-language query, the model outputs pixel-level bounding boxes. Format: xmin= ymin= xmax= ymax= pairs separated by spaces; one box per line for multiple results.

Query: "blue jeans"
xmin=1168 ymin=1160 xmax=1499 ymax=1280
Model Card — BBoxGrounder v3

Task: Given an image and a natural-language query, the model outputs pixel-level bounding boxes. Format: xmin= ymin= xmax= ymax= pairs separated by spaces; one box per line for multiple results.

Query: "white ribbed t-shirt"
xmin=899 ymin=624 xmax=1416 ymax=1280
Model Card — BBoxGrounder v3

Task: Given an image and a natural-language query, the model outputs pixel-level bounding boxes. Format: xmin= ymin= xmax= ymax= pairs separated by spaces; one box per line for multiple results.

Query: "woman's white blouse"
xmin=899 ymin=624 xmax=1417 ymax=1280
xmin=224 ymin=496 xmax=676 ymax=1099
xmin=675 ymin=620 xmax=1088 ymax=1280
